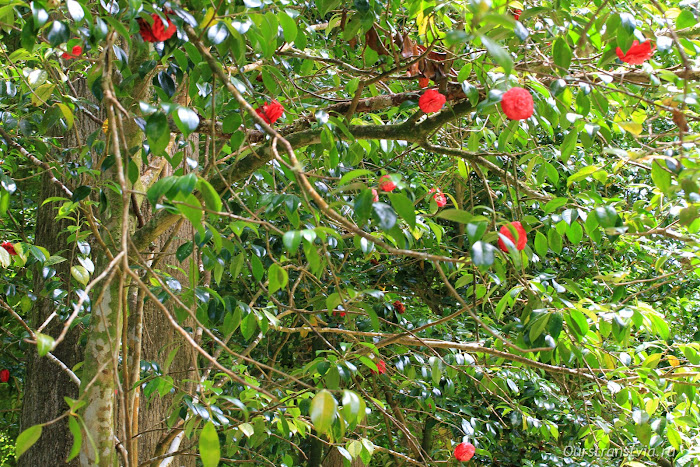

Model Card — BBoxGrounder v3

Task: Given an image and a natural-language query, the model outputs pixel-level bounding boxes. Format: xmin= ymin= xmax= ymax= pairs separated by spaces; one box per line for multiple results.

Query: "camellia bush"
xmin=0 ymin=0 xmax=700 ymax=465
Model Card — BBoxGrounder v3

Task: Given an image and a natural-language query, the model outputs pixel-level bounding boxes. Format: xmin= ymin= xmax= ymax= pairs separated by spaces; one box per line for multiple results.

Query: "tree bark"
xmin=134 ymin=125 xmax=198 ymax=467
xmin=18 ymin=79 xmax=101 ymax=467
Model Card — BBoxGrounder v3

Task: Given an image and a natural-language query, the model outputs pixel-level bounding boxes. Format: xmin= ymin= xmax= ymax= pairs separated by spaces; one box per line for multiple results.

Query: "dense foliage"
xmin=1 ymin=0 xmax=700 ymax=465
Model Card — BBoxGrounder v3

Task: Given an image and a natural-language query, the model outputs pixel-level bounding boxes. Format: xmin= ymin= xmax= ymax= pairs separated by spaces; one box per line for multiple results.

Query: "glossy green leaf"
xmin=199 ymin=421 xmax=221 ymax=467
xmin=146 ymin=112 xmax=170 ymax=156
xmin=16 ymin=424 xmax=42 ymax=459
xmin=310 ymin=390 xmax=337 ymax=435
xmin=481 ymin=36 xmax=512 ymax=75
xmin=268 ymin=263 xmax=288 ymax=293
xmin=388 ymin=193 xmax=415 ymax=229
xmin=553 ymin=37 xmax=572 ymax=71
xmin=35 ymin=332 xmax=55 ymax=357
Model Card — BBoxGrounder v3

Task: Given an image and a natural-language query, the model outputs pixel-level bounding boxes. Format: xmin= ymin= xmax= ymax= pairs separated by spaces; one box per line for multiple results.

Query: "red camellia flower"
xmin=62 ymin=45 xmax=83 ymax=59
xmin=138 ymin=12 xmax=177 ymax=43
xmin=393 ymin=300 xmax=406 ymax=314
xmin=433 ymin=191 xmax=447 ymax=207
xmin=378 ymin=175 xmax=397 ymax=192
xmin=371 ymin=359 xmax=386 ymax=375
xmin=371 ymin=188 xmax=379 ymax=202
xmin=418 ymin=89 xmax=446 ymax=113
xmin=454 ymin=442 xmax=475 ymax=462
xmin=418 ymin=76 xmax=430 ymax=88
xmin=1 ymin=242 xmax=17 ymax=256
xmin=501 ymin=87 xmax=534 ymax=120
xmin=0 ymin=369 xmax=9 ymax=383
xmin=497 ymin=221 xmax=527 ymax=252
xmin=616 ymin=40 xmax=655 ymax=65
xmin=255 ymin=100 xmax=285 ymax=125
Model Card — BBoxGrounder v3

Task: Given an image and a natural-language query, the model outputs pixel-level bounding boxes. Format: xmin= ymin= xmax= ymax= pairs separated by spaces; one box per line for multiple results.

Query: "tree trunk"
xmin=18 ymin=79 xmax=101 ymax=467
xmin=136 ymin=219 xmax=197 ymax=466
xmin=134 ymin=128 xmax=198 ymax=467
xmin=18 ymin=172 xmax=83 ymax=467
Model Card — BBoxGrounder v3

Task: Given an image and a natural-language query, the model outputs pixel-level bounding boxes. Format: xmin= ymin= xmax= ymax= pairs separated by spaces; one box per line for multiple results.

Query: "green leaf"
xmin=548 ymin=313 xmax=563 ymax=339
xmin=567 ymin=165 xmax=600 ymax=185
xmin=371 ymin=203 xmax=397 ymax=231
xmin=283 ymin=231 xmax=301 ymax=252
xmin=471 ymin=241 xmax=496 ymax=267
xmin=35 ymin=332 xmax=55 ymax=357
xmin=529 ymin=313 xmax=550 ymax=343
xmin=547 ymin=229 xmax=562 ymax=254
xmin=567 ymin=309 xmax=589 ymax=338
xmin=197 ymin=177 xmax=222 ymax=213
xmin=651 ymin=160 xmax=672 ymax=193
xmin=46 ymin=21 xmax=70 ymax=46
xmin=341 ymin=390 xmax=364 ymax=425
xmin=466 ymin=222 xmax=487 ymax=244
xmin=66 ymin=0 xmax=84 ymax=22
xmin=175 ymin=107 xmax=200 ymax=137
xmin=71 ymin=265 xmax=89 ymax=285
xmin=534 ymin=231 xmax=548 ymax=257
xmin=147 ymin=177 xmax=177 ymax=206
xmin=481 ymin=36 xmax=513 ymax=75
xmin=31 ymin=83 xmax=54 ymax=106
xmin=543 ymin=197 xmax=567 ymax=214
xmin=146 ymin=112 xmax=170 ymax=156
xmin=15 ymin=424 xmax=42 ymax=459
xmin=66 ymin=417 xmax=82 ymax=462
xmin=339 ymin=169 xmax=374 ymax=186
xmin=103 ymin=17 xmax=132 ymax=47
xmin=553 ymin=37 xmax=572 ymax=71
xmin=388 ymin=193 xmax=415 ymax=229
xmin=318 ymin=0 xmax=341 ymax=16
xmin=240 ymin=311 xmax=257 ymax=340
xmin=71 ymin=185 xmax=91 ymax=202
xmin=566 ymin=221 xmax=583 ymax=245
xmin=199 ymin=421 xmax=221 ymax=467
xmin=310 ymin=389 xmax=337 ymax=435
xmin=354 ymin=189 xmax=373 ymax=225
xmin=437 ymin=208 xmax=473 ymax=224
xmin=251 ymin=254 xmax=264 ymax=282
xmin=279 ymin=10 xmax=297 ymax=42
xmin=268 ymin=263 xmax=288 ymax=293
xmin=56 ymin=103 xmax=75 ymax=129
xmin=676 ymin=10 xmax=695 ymax=29
xmin=560 ymin=129 xmax=578 ymax=163
xmin=176 ymin=194 xmax=203 ymax=228
xmin=594 ymin=206 xmax=619 ymax=228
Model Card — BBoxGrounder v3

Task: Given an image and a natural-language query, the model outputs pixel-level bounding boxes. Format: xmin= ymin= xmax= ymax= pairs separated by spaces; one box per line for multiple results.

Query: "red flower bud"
xmin=371 ymin=188 xmax=379 ymax=202
xmin=138 ymin=12 xmax=177 ymax=43
xmin=497 ymin=221 xmax=527 ymax=252
xmin=433 ymin=191 xmax=447 ymax=207
xmin=62 ymin=45 xmax=83 ymax=59
xmin=332 ymin=310 xmax=347 ymax=317
xmin=418 ymin=76 xmax=430 ymax=88
xmin=0 ymin=369 xmax=9 ymax=383
xmin=393 ymin=300 xmax=405 ymax=314
xmin=513 ymin=9 xmax=522 ymax=20
xmin=370 ymin=359 xmax=386 ymax=375
xmin=418 ymin=89 xmax=446 ymax=113
xmin=501 ymin=87 xmax=534 ymax=120
xmin=255 ymin=100 xmax=285 ymax=125
xmin=1 ymin=242 xmax=17 ymax=256
xmin=616 ymin=40 xmax=655 ymax=65
xmin=378 ymin=175 xmax=397 ymax=192
xmin=454 ymin=442 xmax=475 ymax=461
